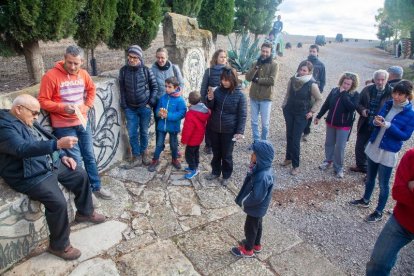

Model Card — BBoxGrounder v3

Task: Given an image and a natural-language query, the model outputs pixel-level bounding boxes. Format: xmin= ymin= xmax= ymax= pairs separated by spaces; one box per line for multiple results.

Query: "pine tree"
xmin=74 ymin=0 xmax=118 ymax=75
xmin=0 ymin=0 xmax=82 ymax=83
xmin=198 ymin=0 xmax=235 ymax=43
xmin=168 ymin=0 xmax=203 ymax=17
xmin=108 ymin=0 xmax=163 ymax=55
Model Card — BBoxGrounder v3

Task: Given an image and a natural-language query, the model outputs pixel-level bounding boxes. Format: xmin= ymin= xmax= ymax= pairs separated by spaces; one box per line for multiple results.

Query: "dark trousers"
xmin=355 ymin=127 xmax=372 ymax=170
xmin=204 ymin=122 xmax=212 ymax=148
xmin=25 ymin=164 xmax=93 ymax=251
xmin=185 ymin=145 xmax=200 ymax=170
xmin=210 ymin=131 xmax=235 ymax=179
xmin=244 ymin=215 xmax=263 ymax=251
xmin=283 ymin=110 xmax=308 ymax=168
xmin=303 ymin=117 xmax=313 ymax=135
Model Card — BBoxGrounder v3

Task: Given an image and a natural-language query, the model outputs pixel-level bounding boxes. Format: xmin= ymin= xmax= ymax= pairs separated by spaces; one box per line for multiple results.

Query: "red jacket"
xmin=181 ymin=104 xmax=210 ymax=146
xmin=392 ymin=148 xmax=414 ymax=234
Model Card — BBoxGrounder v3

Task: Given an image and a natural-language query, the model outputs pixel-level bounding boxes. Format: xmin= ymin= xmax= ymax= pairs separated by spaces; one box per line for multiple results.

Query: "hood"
xmin=252 ymin=140 xmax=274 ymax=171
xmin=291 ymin=74 xmax=312 ymax=91
xmin=55 ymin=61 xmax=70 ymax=75
xmin=190 ymin=102 xmax=209 ymax=114
xmin=168 ymin=86 xmax=182 ymax=97
xmin=0 ymin=109 xmax=17 ymax=125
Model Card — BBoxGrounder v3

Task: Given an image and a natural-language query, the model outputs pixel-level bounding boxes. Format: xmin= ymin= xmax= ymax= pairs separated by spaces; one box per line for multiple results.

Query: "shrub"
xmin=227 ymin=32 xmax=261 ymax=73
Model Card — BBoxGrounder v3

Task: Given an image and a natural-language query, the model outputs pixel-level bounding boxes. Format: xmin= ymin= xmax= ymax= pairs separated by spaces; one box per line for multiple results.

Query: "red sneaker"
xmin=231 ymin=245 xmax=254 ymax=258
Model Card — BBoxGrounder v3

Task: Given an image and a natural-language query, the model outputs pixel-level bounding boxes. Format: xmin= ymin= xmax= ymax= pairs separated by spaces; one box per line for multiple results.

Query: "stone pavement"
xmin=6 ymin=150 xmax=345 ymax=275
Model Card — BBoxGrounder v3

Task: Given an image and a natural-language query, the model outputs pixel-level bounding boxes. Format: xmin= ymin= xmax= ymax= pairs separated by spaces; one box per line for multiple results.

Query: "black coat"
xmin=200 ymin=64 xmax=226 ymax=104
xmin=316 ymin=87 xmax=360 ymax=127
xmin=206 ymin=86 xmax=247 ymax=134
xmin=119 ymin=64 xmax=158 ymax=109
xmin=0 ymin=110 xmax=62 ymax=193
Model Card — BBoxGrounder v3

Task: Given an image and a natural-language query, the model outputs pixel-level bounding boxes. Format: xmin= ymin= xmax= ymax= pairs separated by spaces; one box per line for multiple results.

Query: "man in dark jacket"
xmin=119 ymin=45 xmax=158 ymax=168
xmin=232 ymin=140 xmax=275 ymax=257
xmin=0 ymin=94 xmax=105 ymax=261
xmin=303 ymin=44 xmax=326 ymax=141
xmin=350 ymin=69 xmax=392 ymax=173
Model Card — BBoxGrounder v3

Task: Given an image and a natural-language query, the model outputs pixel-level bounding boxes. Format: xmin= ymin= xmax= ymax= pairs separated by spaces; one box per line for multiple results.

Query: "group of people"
xmin=0 ymin=39 xmax=413 ymax=274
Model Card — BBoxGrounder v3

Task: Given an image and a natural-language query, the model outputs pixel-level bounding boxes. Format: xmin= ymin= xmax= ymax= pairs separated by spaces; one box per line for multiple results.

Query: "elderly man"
xmin=0 ymin=94 xmax=105 ymax=260
xmin=350 ymin=70 xmax=392 ymax=173
xmin=38 ymin=45 xmax=113 ymax=201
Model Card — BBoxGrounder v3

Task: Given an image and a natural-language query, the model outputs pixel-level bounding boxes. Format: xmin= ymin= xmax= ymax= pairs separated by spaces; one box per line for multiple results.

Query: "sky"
xmin=277 ymin=0 xmax=384 ymax=40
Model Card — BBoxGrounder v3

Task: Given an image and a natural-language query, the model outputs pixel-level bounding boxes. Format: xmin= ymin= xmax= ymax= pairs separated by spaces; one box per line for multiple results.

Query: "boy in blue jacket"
xmin=148 ymin=77 xmax=186 ymax=172
xmin=232 ymin=139 xmax=275 ymax=257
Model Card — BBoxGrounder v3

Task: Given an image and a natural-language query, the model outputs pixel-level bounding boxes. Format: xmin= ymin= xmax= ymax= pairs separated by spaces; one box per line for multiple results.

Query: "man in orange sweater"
xmin=38 ymin=45 xmax=113 ymax=201
xmin=366 ymin=148 xmax=414 ymax=275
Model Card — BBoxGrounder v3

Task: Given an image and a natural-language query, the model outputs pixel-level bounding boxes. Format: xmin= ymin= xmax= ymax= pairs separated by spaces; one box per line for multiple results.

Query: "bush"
xmin=297 ymin=42 xmax=302 ymax=48
xmin=285 ymin=42 xmax=292 ymax=49
xmin=227 ymin=32 xmax=261 ymax=73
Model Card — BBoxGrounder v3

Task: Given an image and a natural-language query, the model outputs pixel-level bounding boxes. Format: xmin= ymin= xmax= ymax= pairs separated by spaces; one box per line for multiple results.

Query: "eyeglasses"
xmin=19 ymin=105 xmax=41 ymax=116
xmin=128 ymin=55 xmax=139 ymax=60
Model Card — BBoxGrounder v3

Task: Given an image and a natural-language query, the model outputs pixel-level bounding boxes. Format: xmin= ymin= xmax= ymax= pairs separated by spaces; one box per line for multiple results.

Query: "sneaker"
xmin=231 ymin=245 xmax=254 ymax=258
xmin=148 ymin=159 xmax=159 ymax=172
xmin=280 ymin=159 xmax=292 ymax=166
xmin=185 ymin=169 xmax=199 ymax=179
xmin=365 ymin=211 xmax=383 ymax=223
xmin=142 ymin=150 xmax=151 ymax=166
xmin=75 ymin=211 xmax=106 ymax=224
xmin=205 ymin=173 xmax=219 ymax=180
xmin=91 ymin=193 xmax=101 ymax=208
xmin=240 ymin=239 xmax=262 ymax=253
xmin=349 ymin=166 xmax=367 ymax=173
xmin=221 ymin=178 xmax=230 ymax=186
xmin=204 ymin=146 xmax=212 ymax=154
xmin=336 ymin=170 xmax=344 ymax=178
xmin=319 ymin=161 xmax=332 ymax=170
xmin=122 ymin=155 xmax=142 ymax=169
xmin=349 ymin=198 xmax=370 ymax=208
xmin=290 ymin=167 xmax=299 ymax=176
xmin=302 ymin=134 xmax=309 ymax=142
xmin=93 ymin=187 xmax=113 ymax=200
xmin=172 ymin=159 xmax=182 ymax=169
xmin=184 ymin=167 xmax=192 ymax=171
xmin=47 ymin=245 xmax=81 ymax=260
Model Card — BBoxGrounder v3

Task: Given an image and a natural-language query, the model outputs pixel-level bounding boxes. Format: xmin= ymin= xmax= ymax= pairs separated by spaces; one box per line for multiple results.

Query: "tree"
xmin=166 ymin=0 xmax=203 ymax=17
xmin=108 ymin=0 xmax=163 ymax=56
xmin=0 ymin=0 xmax=82 ymax=83
xmin=198 ymin=0 xmax=235 ymax=43
xmin=74 ymin=0 xmax=118 ymax=75
xmin=234 ymin=0 xmax=282 ymax=39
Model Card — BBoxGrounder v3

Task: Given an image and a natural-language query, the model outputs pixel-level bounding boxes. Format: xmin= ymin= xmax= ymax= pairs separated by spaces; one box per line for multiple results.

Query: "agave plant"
xmin=227 ymin=32 xmax=261 ymax=73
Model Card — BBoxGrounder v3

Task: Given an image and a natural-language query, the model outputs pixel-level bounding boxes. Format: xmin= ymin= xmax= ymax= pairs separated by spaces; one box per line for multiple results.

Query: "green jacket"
xmin=245 ymin=60 xmax=279 ymax=101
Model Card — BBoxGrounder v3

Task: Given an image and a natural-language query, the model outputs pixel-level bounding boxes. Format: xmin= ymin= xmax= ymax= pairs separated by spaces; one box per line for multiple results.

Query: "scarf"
xmin=291 ymin=73 xmax=312 ymax=91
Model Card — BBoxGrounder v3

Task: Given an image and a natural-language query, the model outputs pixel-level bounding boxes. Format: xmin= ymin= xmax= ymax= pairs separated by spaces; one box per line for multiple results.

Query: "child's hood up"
xmin=252 ymin=140 xmax=274 ymax=170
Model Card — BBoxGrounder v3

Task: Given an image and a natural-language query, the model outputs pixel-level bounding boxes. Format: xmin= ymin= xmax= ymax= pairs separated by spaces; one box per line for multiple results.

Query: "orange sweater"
xmin=38 ymin=61 xmax=96 ymax=128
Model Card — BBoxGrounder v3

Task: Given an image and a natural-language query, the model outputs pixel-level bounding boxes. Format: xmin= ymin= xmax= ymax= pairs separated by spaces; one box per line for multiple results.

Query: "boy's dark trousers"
xmin=244 ymin=215 xmax=263 ymax=251
xmin=185 ymin=145 xmax=200 ymax=170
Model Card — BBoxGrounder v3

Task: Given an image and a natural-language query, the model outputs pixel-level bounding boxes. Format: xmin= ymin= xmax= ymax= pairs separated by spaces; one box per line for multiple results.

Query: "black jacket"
xmin=206 ymin=86 xmax=247 ymax=134
xmin=0 ymin=110 xmax=62 ymax=193
xmin=316 ymin=88 xmax=360 ymax=127
xmin=119 ymin=64 xmax=158 ymax=109
xmin=200 ymin=64 xmax=226 ymax=104
xmin=307 ymin=55 xmax=326 ymax=92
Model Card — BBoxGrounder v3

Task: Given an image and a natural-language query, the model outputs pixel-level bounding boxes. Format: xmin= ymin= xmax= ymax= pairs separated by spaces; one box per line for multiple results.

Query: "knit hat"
xmin=387 ymin=66 xmax=403 ymax=77
xmin=128 ymin=45 xmax=143 ymax=58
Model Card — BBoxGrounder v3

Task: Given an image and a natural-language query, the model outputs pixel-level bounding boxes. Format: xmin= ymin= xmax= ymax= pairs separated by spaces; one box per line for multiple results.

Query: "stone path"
xmin=6 ymin=150 xmax=345 ymax=275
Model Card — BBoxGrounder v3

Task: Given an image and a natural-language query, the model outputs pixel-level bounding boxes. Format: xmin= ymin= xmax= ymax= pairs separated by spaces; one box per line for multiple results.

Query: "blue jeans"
xmin=53 ymin=124 xmax=101 ymax=191
xmin=363 ymin=157 xmax=393 ymax=213
xmin=124 ymin=106 xmax=152 ymax=156
xmin=366 ymin=215 xmax=414 ymax=276
xmin=250 ymin=99 xmax=272 ymax=141
xmin=153 ymin=131 xmax=178 ymax=160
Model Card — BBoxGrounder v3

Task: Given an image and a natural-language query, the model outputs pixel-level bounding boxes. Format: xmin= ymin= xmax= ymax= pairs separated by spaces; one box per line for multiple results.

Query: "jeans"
xmin=366 ymin=215 xmax=414 ymax=276
xmin=355 ymin=127 xmax=372 ymax=170
xmin=125 ymin=106 xmax=152 ymax=157
xmin=324 ymin=125 xmax=350 ymax=173
xmin=53 ymin=124 xmax=101 ymax=191
xmin=283 ymin=109 xmax=308 ymax=168
xmin=185 ymin=145 xmax=200 ymax=170
xmin=210 ymin=131 xmax=235 ymax=179
xmin=363 ymin=157 xmax=393 ymax=213
xmin=25 ymin=164 xmax=93 ymax=250
xmin=244 ymin=215 xmax=263 ymax=251
xmin=153 ymin=131 xmax=178 ymax=160
xmin=250 ymin=99 xmax=272 ymax=141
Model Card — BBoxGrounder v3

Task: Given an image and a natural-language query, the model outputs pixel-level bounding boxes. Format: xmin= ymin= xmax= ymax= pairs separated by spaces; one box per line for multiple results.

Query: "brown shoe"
xmin=290 ymin=167 xmax=299 ymax=176
xmin=142 ymin=150 xmax=151 ymax=166
xmin=48 ymin=245 xmax=81 ymax=260
xmin=75 ymin=211 xmax=106 ymax=224
xmin=172 ymin=159 xmax=182 ymax=169
xmin=349 ymin=166 xmax=367 ymax=173
xmin=280 ymin=159 xmax=292 ymax=166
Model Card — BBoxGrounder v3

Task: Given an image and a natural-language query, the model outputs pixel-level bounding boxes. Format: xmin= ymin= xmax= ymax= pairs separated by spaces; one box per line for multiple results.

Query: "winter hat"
xmin=128 ymin=45 xmax=143 ymax=59
xmin=387 ymin=66 xmax=403 ymax=77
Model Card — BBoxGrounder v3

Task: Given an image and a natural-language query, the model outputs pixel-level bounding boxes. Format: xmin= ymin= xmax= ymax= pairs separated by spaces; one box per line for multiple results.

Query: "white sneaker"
xmin=336 ymin=170 xmax=344 ymax=178
xmin=91 ymin=193 xmax=101 ymax=208
xmin=93 ymin=187 xmax=114 ymax=200
xmin=319 ymin=161 xmax=332 ymax=170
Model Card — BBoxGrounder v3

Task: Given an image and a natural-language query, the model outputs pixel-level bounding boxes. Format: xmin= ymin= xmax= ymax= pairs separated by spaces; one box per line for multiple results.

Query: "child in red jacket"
xmin=366 ymin=148 xmax=414 ymax=275
xmin=181 ymin=91 xmax=211 ymax=179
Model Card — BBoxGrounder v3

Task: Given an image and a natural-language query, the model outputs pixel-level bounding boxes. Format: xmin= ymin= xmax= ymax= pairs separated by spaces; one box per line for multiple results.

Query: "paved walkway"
xmin=6 ymin=148 xmax=345 ymax=275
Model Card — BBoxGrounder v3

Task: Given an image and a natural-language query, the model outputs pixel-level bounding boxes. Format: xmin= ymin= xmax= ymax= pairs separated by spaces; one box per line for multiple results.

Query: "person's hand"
xmin=408 ymin=181 xmax=414 ymax=192
xmin=207 ymin=89 xmax=214 ymax=101
xmin=61 ymin=156 xmax=77 ymax=170
xmin=78 ymin=104 xmax=90 ymax=113
xmin=362 ymin=109 xmax=369 ymax=117
xmin=64 ymin=104 xmax=76 ymax=114
xmin=232 ymin=133 xmax=244 ymax=141
xmin=374 ymin=115 xmax=385 ymax=127
xmin=305 ymin=112 xmax=313 ymax=120
xmin=57 ymin=136 xmax=78 ymax=149
xmin=314 ymin=118 xmax=320 ymax=125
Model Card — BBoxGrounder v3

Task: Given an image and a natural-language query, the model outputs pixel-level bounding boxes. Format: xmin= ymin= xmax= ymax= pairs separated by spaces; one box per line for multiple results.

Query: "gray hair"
xmin=12 ymin=94 xmax=38 ymax=107
xmin=65 ymin=45 xmax=84 ymax=59
xmin=373 ymin=69 xmax=389 ymax=81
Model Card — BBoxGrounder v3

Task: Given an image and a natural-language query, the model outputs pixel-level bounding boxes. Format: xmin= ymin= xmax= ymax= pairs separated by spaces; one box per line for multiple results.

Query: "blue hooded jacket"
xmin=155 ymin=87 xmax=187 ymax=133
xmin=235 ymin=140 xmax=275 ymax=218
